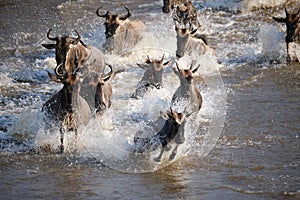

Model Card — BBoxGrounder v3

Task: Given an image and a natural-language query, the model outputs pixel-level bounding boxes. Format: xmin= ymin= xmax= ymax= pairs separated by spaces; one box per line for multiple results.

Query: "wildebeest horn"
xmin=102 ymin=64 xmax=113 ymax=79
xmin=285 ymin=6 xmax=288 ymax=16
xmin=175 ymin=62 xmax=180 ymax=72
xmin=120 ymin=6 xmax=131 ymax=20
xmin=190 ymin=27 xmax=200 ymax=36
xmin=192 ymin=64 xmax=200 ymax=73
xmin=161 ymin=54 xmax=165 ymax=62
xmin=296 ymin=8 xmax=300 ymax=16
xmin=55 ymin=63 xmax=66 ymax=77
xmin=146 ymin=55 xmax=151 ymax=63
xmin=74 ymin=30 xmax=81 ymax=41
xmin=47 ymin=29 xmax=57 ymax=41
xmin=96 ymin=7 xmax=109 ymax=18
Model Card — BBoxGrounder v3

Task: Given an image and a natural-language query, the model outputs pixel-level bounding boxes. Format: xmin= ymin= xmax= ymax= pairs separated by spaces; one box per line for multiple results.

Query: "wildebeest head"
xmin=97 ymin=6 xmax=131 ymax=39
xmin=273 ymin=7 xmax=300 ymax=45
xmin=137 ymin=55 xmax=172 ymax=89
xmin=45 ymin=62 xmax=88 ymax=119
xmin=42 ymin=29 xmax=87 ymax=73
xmin=173 ymin=62 xmax=200 ymax=84
xmin=176 ymin=26 xmax=207 ymax=58
xmin=162 ymin=0 xmax=192 ymax=13
xmin=91 ymin=64 xmax=114 ymax=115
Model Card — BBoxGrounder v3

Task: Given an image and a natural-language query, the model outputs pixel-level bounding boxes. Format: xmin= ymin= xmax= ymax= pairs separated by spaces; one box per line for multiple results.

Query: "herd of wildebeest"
xmin=40 ymin=0 xmax=300 ymax=161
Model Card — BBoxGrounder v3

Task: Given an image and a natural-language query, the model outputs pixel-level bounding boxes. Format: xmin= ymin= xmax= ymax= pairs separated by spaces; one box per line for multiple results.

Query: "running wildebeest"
xmin=42 ymin=29 xmax=105 ymax=73
xmin=133 ymin=108 xmax=186 ymax=162
xmin=171 ymin=62 xmax=202 ymax=117
xmin=162 ymin=0 xmax=182 ymax=13
xmin=273 ymin=7 xmax=300 ymax=62
xmin=42 ymin=29 xmax=114 ymax=113
xmin=131 ymin=55 xmax=172 ymax=99
xmin=172 ymin=0 xmax=200 ymax=31
xmin=96 ymin=6 xmax=146 ymax=54
xmin=42 ymin=64 xmax=91 ymax=153
xmin=175 ymin=26 xmax=208 ymax=58
xmin=84 ymin=64 xmax=114 ymax=115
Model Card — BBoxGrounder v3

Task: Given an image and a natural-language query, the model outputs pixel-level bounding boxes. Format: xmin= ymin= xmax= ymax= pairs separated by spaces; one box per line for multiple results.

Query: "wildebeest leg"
xmin=74 ymin=128 xmax=78 ymax=152
xmin=154 ymin=148 xmax=164 ymax=162
xmin=286 ymin=42 xmax=291 ymax=62
xmin=153 ymin=144 xmax=171 ymax=162
xmin=169 ymin=144 xmax=179 ymax=161
xmin=59 ymin=127 xmax=64 ymax=154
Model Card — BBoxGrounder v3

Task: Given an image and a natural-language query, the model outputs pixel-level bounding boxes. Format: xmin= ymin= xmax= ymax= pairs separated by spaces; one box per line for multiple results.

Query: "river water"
xmin=0 ymin=0 xmax=299 ymax=199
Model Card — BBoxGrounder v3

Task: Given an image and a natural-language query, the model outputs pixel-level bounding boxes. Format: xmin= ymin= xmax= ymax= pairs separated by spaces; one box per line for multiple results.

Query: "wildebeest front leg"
xmin=59 ymin=127 xmax=64 ymax=154
xmin=154 ymin=148 xmax=164 ymax=162
xmin=153 ymin=145 xmax=171 ymax=162
xmin=169 ymin=144 xmax=179 ymax=161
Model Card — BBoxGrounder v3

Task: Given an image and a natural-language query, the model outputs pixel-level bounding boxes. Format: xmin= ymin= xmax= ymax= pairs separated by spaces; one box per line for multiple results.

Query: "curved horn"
xmin=102 ymin=64 xmax=114 ymax=78
xmin=96 ymin=7 xmax=109 ymax=18
xmin=74 ymin=30 xmax=81 ymax=41
xmin=161 ymin=54 xmax=165 ymax=62
xmin=146 ymin=55 xmax=151 ymax=63
xmin=47 ymin=29 xmax=56 ymax=41
xmin=55 ymin=63 xmax=66 ymax=77
xmin=285 ymin=6 xmax=288 ymax=16
xmin=190 ymin=27 xmax=200 ymax=36
xmin=120 ymin=6 xmax=131 ymax=20
xmin=192 ymin=64 xmax=200 ymax=74
xmin=175 ymin=62 xmax=180 ymax=72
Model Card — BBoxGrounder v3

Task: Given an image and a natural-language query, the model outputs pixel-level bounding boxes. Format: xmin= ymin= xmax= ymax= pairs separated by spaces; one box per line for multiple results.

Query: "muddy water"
xmin=0 ymin=0 xmax=299 ymax=199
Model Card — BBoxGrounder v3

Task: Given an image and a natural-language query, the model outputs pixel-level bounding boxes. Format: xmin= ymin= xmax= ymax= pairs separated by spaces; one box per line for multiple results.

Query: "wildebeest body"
xmin=97 ymin=6 xmax=146 ymax=54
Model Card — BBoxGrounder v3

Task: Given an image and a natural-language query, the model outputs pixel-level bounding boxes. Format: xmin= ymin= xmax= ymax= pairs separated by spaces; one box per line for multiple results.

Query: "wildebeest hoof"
xmin=59 ymin=145 xmax=64 ymax=154
xmin=169 ymin=152 xmax=176 ymax=161
xmin=164 ymin=145 xmax=172 ymax=151
xmin=153 ymin=157 xmax=161 ymax=162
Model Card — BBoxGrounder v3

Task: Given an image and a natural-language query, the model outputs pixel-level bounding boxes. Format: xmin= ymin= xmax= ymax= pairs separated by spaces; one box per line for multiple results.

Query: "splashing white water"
xmin=258 ymin=25 xmax=285 ymax=62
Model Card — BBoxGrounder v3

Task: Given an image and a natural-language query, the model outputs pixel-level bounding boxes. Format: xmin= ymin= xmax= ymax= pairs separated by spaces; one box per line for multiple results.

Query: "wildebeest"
xmin=273 ymin=7 xmax=300 ymax=62
xmin=133 ymin=108 xmax=186 ymax=162
xmin=172 ymin=0 xmax=200 ymax=31
xmin=42 ymin=29 xmax=114 ymax=113
xmin=171 ymin=62 xmax=202 ymax=117
xmin=42 ymin=29 xmax=105 ymax=73
xmin=176 ymin=26 xmax=208 ymax=58
xmin=131 ymin=55 xmax=172 ymax=99
xmin=82 ymin=64 xmax=114 ymax=115
xmin=42 ymin=64 xmax=91 ymax=153
xmin=162 ymin=0 xmax=182 ymax=13
xmin=96 ymin=6 xmax=146 ymax=54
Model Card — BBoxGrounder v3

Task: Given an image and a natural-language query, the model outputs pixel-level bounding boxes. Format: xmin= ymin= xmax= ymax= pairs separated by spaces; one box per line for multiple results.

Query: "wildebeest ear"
xmin=160 ymin=111 xmax=170 ymax=120
xmin=163 ymin=60 xmax=173 ymax=67
xmin=47 ymin=72 xmax=62 ymax=83
xmin=75 ymin=66 xmax=89 ymax=78
xmin=273 ymin=17 xmax=286 ymax=23
xmin=42 ymin=44 xmax=56 ymax=49
xmin=192 ymin=64 xmax=200 ymax=74
xmin=136 ymin=63 xmax=148 ymax=69
xmin=192 ymin=33 xmax=208 ymax=45
xmin=173 ymin=62 xmax=180 ymax=75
